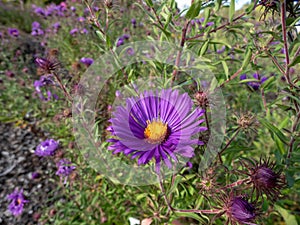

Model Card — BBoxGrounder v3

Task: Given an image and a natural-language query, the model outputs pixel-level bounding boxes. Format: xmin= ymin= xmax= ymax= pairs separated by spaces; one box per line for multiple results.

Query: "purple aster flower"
xmin=70 ymin=28 xmax=79 ymax=36
xmin=8 ymin=28 xmax=19 ymax=37
xmin=126 ymin=47 xmax=135 ymax=56
xmin=7 ymin=189 xmax=29 ymax=216
xmin=53 ymin=22 xmax=61 ymax=29
xmin=35 ymin=139 xmax=59 ymax=156
xmin=80 ymin=57 xmax=94 ymax=67
xmin=70 ymin=6 xmax=76 ymax=12
xmin=107 ymin=89 xmax=207 ymax=172
xmin=217 ymin=46 xmax=226 ymax=54
xmin=80 ymin=28 xmax=88 ymax=34
xmin=227 ymin=196 xmax=257 ymax=224
xmin=32 ymin=21 xmax=40 ymax=29
xmin=186 ymin=161 xmax=193 ymax=169
xmin=205 ymin=21 xmax=214 ymax=27
xmin=190 ymin=20 xmax=195 ymax=26
xmin=34 ymin=7 xmax=45 ymax=16
xmin=122 ymin=34 xmax=130 ymax=40
xmin=240 ymin=73 xmax=268 ymax=90
xmin=31 ymin=172 xmax=40 ymax=179
xmin=93 ymin=6 xmax=100 ymax=12
xmin=77 ymin=16 xmax=85 ymax=22
xmin=116 ymin=37 xmax=124 ymax=47
xmin=131 ymin=18 xmax=137 ymax=26
xmin=56 ymin=159 xmax=76 ymax=184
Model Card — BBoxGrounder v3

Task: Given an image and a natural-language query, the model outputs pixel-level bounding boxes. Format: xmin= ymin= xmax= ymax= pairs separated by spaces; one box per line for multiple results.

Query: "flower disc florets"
xmin=107 ymin=89 xmax=207 ymax=171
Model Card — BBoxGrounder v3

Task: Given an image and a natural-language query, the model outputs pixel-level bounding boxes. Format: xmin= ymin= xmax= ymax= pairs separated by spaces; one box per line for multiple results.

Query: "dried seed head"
xmin=194 ymin=91 xmax=209 ymax=108
xmin=237 ymin=113 xmax=258 ymax=131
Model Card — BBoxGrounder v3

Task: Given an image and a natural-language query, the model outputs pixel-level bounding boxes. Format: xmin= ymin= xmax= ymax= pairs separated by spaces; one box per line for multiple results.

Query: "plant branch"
xmin=287 ymin=111 xmax=300 ymax=163
xmin=172 ymin=20 xmax=190 ymax=82
xmin=220 ymin=67 xmax=243 ymax=88
xmin=53 ymin=72 xmax=72 ymax=101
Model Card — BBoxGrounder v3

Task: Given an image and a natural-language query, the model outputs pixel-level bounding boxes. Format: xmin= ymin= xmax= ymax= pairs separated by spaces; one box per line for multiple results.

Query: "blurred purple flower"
xmin=186 ymin=161 xmax=193 ymax=169
xmin=93 ymin=6 xmax=100 ymax=12
xmin=70 ymin=28 xmax=79 ymax=35
xmin=80 ymin=57 xmax=94 ymax=67
xmin=122 ymin=34 xmax=130 ymax=40
xmin=32 ymin=21 xmax=40 ymax=29
xmin=34 ymin=7 xmax=45 ymax=16
xmin=126 ymin=47 xmax=135 ymax=56
xmin=31 ymin=172 xmax=40 ymax=179
xmin=7 ymin=189 xmax=29 ymax=216
xmin=70 ymin=6 xmax=76 ymax=12
xmin=131 ymin=18 xmax=137 ymax=28
xmin=8 ymin=28 xmax=19 ymax=37
xmin=116 ymin=37 xmax=124 ymax=47
xmin=56 ymin=159 xmax=76 ymax=184
xmin=35 ymin=139 xmax=59 ymax=157
xmin=240 ymin=73 xmax=268 ymax=90
xmin=77 ymin=17 xmax=85 ymax=22
xmin=80 ymin=28 xmax=88 ymax=34
xmin=53 ymin=22 xmax=61 ymax=29
xmin=217 ymin=46 xmax=226 ymax=54
xmin=206 ymin=21 xmax=214 ymax=27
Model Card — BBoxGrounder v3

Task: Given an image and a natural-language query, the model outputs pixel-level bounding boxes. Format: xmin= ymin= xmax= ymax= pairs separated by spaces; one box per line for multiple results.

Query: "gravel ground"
xmin=0 ymin=122 xmax=61 ymax=225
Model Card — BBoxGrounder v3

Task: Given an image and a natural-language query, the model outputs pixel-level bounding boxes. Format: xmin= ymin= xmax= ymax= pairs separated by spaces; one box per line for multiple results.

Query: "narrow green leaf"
xmin=288 ymin=55 xmax=300 ymax=67
xmin=229 ymin=0 xmax=235 ymax=22
xmin=222 ymin=61 xmax=229 ymax=79
xmin=145 ymin=0 xmax=154 ymax=7
xmin=200 ymin=39 xmax=210 ymax=56
xmin=259 ymin=118 xmax=289 ymax=144
xmin=174 ymin=212 xmax=208 ymax=223
xmin=241 ymin=47 xmax=252 ymax=69
xmin=185 ymin=0 xmax=202 ymax=19
xmin=275 ymin=205 xmax=298 ymax=225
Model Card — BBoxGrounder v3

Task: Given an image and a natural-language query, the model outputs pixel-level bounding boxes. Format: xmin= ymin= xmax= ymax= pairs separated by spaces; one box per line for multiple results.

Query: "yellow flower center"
xmin=17 ymin=198 xmax=22 ymax=205
xmin=144 ymin=120 xmax=168 ymax=144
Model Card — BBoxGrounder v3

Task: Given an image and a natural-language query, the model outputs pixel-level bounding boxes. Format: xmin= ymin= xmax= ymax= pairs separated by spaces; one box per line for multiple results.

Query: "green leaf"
xmin=245 ymin=2 xmax=255 ymax=14
xmin=200 ymin=39 xmax=210 ymax=56
xmin=259 ymin=118 xmax=289 ymax=144
xmin=145 ymin=0 xmax=154 ymax=7
xmin=229 ymin=0 xmax=235 ymax=22
xmin=174 ymin=212 xmax=208 ymax=223
xmin=275 ymin=205 xmax=298 ymax=225
xmin=241 ymin=47 xmax=252 ymax=69
xmin=185 ymin=0 xmax=202 ymax=19
xmin=222 ymin=61 xmax=229 ymax=79
xmin=289 ymin=55 xmax=300 ymax=67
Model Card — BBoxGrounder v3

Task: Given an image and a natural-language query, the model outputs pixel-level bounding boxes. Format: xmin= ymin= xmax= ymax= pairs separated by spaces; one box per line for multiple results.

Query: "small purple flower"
xmin=70 ymin=28 xmax=79 ymax=36
xmin=56 ymin=159 xmax=76 ymax=184
xmin=217 ymin=46 xmax=226 ymax=54
xmin=34 ymin=7 xmax=45 ymax=16
xmin=35 ymin=139 xmax=59 ymax=156
xmin=70 ymin=6 xmax=76 ymax=12
xmin=240 ymin=73 xmax=268 ymax=90
xmin=80 ymin=28 xmax=88 ymax=34
xmin=31 ymin=172 xmax=40 ymax=179
xmin=122 ymin=34 xmax=130 ymax=40
xmin=131 ymin=18 xmax=137 ymax=28
xmin=52 ymin=22 xmax=61 ymax=30
xmin=186 ymin=161 xmax=193 ymax=169
xmin=8 ymin=28 xmax=19 ymax=37
xmin=116 ymin=37 xmax=124 ymax=47
xmin=205 ymin=21 xmax=214 ymax=27
xmin=227 ymin=197 xmax=256 ymax=224
xmin=32 ymin=21 xmax=41 ymax=29
xmin=126 ymin=47 xmax=135 ymax=56
xmin=77 ymin=17 xmax=85 ymax=22
xmin=7 ymin=189 xmax=29 ymax=216
xmin=80 ymin=57 xmax=94 ymax=67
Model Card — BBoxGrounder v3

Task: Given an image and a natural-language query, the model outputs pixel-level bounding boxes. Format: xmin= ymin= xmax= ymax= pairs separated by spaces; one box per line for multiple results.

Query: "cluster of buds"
xmin=194 ymin=90 xmax=209 ymax=108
